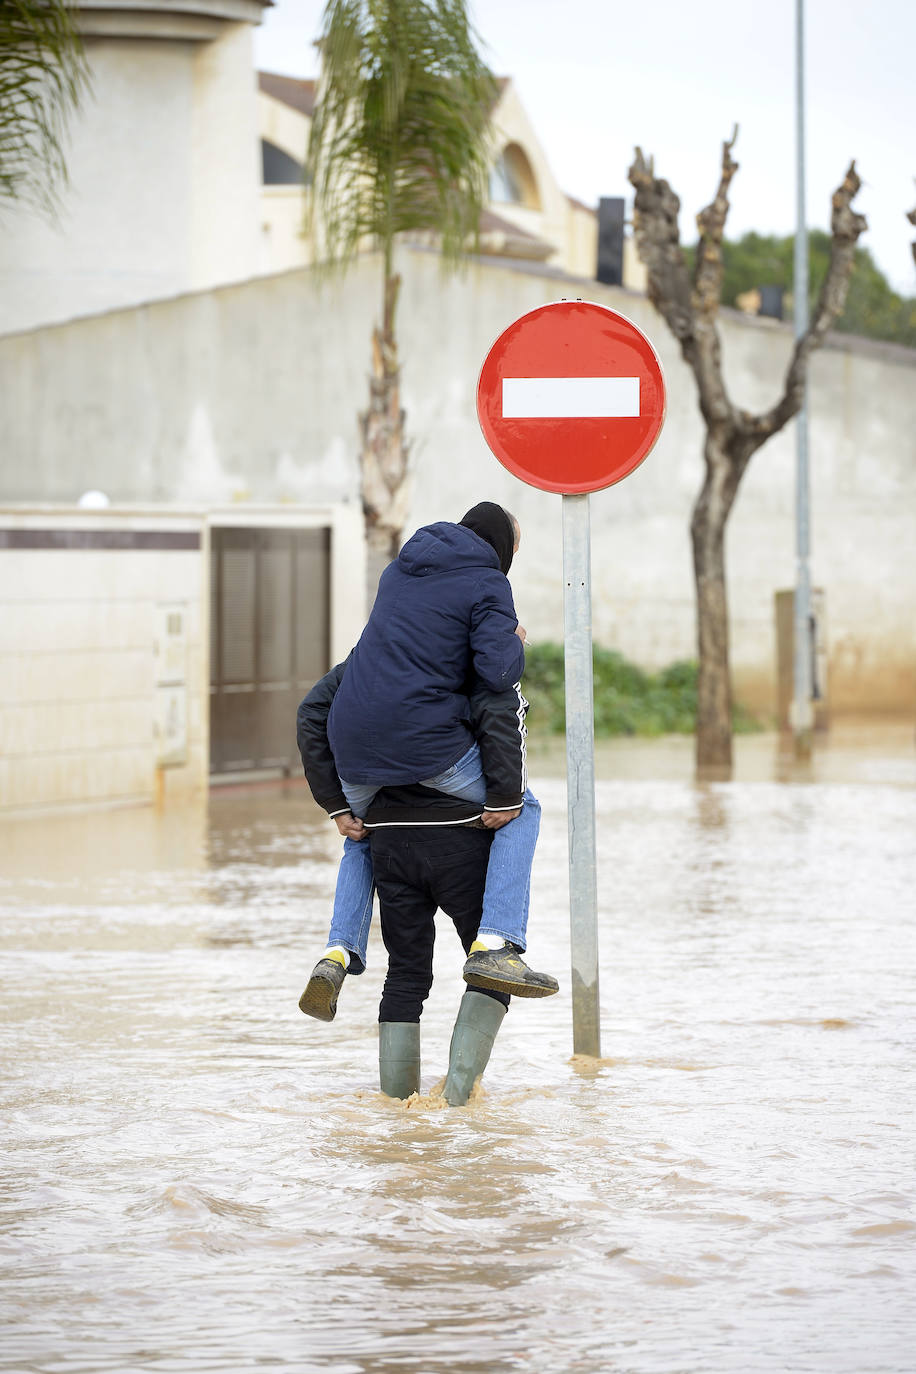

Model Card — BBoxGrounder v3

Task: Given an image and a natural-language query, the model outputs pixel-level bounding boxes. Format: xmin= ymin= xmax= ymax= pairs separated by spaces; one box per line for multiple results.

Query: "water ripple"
xmin=1 ymin=761 xmax=915 ymax=1372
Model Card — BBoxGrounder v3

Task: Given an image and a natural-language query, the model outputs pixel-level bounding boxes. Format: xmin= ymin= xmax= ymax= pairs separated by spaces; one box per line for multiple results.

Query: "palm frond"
xmin=0 ymin=0 xmax=89 ymax=216
xmin=308 ymin=0 xmax=497 ymax=274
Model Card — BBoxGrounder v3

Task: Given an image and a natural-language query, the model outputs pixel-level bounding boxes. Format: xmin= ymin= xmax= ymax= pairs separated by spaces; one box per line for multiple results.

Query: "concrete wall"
xmin=188 ymin=21 xmax=262 ymax=291
xmin=0 ymin=512 xmax=208 ymax=814
xmin=0 ymin=22 xmax=262 ymax=335
xmin=0 ymin=505 xmax=365 ymax=815
xmin=0 ymin=251 xmax=913 ymax=720
xmin=488 ymin=82 xmax=572 ymax=268
xmin=256 ymin=86 xmax=310 ymax=276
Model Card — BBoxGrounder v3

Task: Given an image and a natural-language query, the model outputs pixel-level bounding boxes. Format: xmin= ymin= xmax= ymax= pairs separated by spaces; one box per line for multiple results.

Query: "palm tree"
xmin=0 ymin=0 xmax=88 ymax=217
xmin=307 ymin=0 xmax=497 ymax=597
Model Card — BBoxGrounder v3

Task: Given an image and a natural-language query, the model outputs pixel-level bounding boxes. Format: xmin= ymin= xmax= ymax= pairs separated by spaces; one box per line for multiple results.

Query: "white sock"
xmin=324 ymin=945 xmax=351 ymax=968
xmin=472 ymin=933 xmax=507 ymax=951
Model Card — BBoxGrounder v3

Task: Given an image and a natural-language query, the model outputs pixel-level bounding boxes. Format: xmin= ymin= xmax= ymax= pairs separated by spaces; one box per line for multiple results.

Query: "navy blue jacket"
xmin=298 ymin=661 xmax=529 ymax=824
xmin=327 ymin=521 xmax=524 ymax=783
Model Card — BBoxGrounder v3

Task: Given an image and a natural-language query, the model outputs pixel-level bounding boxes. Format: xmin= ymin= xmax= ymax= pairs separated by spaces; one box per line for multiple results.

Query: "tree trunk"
xmin=628 ymin=144 xmax=865 ymax=779
xmin=360 ymin=270 xmax=410 ymax=608
xmin=690 ymin=434 xmax=737 ymax=775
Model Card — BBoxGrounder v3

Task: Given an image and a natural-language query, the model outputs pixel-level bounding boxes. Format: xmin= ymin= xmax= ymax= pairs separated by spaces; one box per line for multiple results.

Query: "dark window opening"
xmin=261 ymin=139 xmax=307 ymax=186
xmin=209 ymin=525 xmax=330 ymax=776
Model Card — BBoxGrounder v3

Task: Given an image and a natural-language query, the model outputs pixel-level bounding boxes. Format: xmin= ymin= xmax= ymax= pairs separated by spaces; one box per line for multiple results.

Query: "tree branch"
xmin=908 ymin=191 xmax=916 ymax=268
xmin=626 ymin=135 xmax=865 ymax=774
xmin=629 ymin=137 xmax=737 ymax=429
xmin=628 ymin=147 xmax=695 ymax=346
xmin=752 ymin=162 xmax=867 ymax=439
xmin=692 ymin=125 xmax=738 ymax=322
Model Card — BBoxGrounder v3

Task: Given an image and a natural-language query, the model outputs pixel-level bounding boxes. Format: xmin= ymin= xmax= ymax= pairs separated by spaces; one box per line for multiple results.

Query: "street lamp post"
xmin=792 ymin=0 xmax=814 ymax=756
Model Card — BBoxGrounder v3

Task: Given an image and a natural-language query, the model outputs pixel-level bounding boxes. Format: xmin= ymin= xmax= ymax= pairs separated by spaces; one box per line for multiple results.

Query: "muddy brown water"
xmin=2 ymin=726 xmax=915 ymax=1373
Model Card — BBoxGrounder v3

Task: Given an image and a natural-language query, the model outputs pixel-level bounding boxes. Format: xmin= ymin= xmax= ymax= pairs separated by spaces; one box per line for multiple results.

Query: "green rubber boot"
xmin=443 ymin=990 xmax=507 ymax=1107
xmin=378 ymin=1022 xmax=421 ymax=1099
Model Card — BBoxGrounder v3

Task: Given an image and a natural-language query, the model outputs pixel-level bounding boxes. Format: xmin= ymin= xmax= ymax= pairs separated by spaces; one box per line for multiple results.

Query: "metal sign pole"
xmin=477 ymin=300 xmax=664 ymax=1060
xmin=562 ymin=492 xmax=601 ymax=1056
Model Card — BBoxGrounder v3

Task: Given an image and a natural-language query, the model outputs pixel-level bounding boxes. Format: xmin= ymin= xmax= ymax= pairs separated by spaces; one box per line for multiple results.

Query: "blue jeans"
xmin=325 ymin=743 xmax=540 ymax=972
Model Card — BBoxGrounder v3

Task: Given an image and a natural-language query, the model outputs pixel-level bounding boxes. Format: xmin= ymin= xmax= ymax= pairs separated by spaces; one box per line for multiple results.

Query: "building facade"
xmin=256 ymin=70 xmax=645 ymax=287
xmin=0 ymin=9 xmax=911 ymax=816
xmin=0 ymin=503 xmax=364 ymax=813
xmin=0 ymin=0 xmax=269 ymax=336
xmin=1 ymin=250 xmax=913 ymax=814
xmin=0 ymin=7 xmax=640 ymax=338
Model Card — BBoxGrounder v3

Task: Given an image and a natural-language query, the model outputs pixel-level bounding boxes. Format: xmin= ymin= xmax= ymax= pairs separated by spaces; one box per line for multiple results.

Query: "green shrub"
xmin=522 ymin=643 xmax=761 ymax=737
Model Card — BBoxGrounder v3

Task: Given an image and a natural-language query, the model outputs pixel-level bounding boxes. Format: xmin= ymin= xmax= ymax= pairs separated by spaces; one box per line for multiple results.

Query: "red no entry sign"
xmin=477 ymin=300 xmax=666 ymax=494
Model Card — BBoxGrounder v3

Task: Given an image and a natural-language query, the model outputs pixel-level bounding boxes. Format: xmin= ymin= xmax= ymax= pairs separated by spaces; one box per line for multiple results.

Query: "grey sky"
xmin=255 ymin=0 xmax=915 ymax=293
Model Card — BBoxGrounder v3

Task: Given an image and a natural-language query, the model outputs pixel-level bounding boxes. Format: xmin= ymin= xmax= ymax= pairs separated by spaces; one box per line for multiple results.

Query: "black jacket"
xmin=297 ymin=660 xmax=529 ymax=828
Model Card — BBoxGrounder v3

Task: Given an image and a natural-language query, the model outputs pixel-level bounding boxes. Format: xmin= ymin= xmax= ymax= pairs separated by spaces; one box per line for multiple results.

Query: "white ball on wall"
xmin=77 ymin=490 xmax=111 ymax=509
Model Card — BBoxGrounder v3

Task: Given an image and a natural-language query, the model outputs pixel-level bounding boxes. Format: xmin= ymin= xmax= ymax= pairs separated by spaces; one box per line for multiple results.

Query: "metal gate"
xmin=209 ymin=525 xmax=330 ymax=776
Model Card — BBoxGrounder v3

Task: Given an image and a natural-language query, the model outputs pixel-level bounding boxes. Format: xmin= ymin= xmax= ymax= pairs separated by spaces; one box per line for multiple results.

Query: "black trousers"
xmin=369 ymin=826 xmax=510 ymax=1023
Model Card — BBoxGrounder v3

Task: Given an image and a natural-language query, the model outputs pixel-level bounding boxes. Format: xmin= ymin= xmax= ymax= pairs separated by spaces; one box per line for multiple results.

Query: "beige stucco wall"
xmin=560 ymin=200 xmax=646 ymax=290
xmin=0 ymin=251 xmax=913 ymax=723
xmin=563 ymin=200 xmax=598 ymax=280
xmin=0 ymin=23 xmax=262 ymax=335
xmin=487 ymin=82 xmax=569 ymax=257
xmin=189 ymin=21 xmax=261 ymax=290
xmin=259 ymin=187 xmax=310 ymax=275
xmin=0 ymin=513 xmax=208 ymax=814
xmin=257 ymin=90 xmax=311 ymax=275
xmin=0 ymin=504 xmax=365 ymax=815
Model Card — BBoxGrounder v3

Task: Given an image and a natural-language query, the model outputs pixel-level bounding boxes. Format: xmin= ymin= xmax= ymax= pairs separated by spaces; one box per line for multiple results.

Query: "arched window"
xmin=488 ymin=144 xmax=540 ymax=210
xmin=261 ymin=140 xmax=308 ymax=186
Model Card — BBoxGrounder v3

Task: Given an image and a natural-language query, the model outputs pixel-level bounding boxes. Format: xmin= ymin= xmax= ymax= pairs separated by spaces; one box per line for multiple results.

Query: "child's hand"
xmin=335 ymin=813 xmax=368 ymax=840
xmin=481 ymin=807 xmax=521 ymax=830
xmin=515 ymin=624 xmax=527 ymax=642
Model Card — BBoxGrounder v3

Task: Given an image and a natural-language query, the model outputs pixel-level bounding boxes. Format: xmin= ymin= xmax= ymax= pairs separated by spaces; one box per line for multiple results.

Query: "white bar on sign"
xmin=502 ymin=376 xmax=640 ymax=418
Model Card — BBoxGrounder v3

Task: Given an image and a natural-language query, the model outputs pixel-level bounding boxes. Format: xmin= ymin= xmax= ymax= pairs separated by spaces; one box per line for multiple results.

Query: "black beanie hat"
xmin=459 ymin=502 xmax=516 ymax=574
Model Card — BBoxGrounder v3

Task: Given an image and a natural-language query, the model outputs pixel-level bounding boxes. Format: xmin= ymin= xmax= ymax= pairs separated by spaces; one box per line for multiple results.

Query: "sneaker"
xmin=462 ymin=943 xmax=559 ymax=998
xmin=298 ymin=956 xmax=347 ymax=1022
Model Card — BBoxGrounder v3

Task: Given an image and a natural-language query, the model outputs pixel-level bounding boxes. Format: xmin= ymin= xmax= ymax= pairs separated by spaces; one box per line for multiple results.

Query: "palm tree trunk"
xmin=360 ymin=270 xmax=409 ymax=607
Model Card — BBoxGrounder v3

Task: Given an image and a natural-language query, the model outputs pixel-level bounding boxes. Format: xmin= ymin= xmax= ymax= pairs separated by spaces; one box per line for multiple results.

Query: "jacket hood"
xmin=397 ymin=521 xmax=501 ymax=577
xmin=459 ymin=502 xmax=516 ymax=574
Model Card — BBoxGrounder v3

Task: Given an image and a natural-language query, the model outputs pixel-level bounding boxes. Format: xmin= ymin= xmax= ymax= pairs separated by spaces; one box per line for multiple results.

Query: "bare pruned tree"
xmin=628 ymin=134 xmax=866 ymax=774
xmin=908 ymin=193 xmax=916 ymax=268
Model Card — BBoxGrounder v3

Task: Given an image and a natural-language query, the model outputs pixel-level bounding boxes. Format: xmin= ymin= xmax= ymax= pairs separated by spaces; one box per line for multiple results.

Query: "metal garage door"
xmin=209 ymin=526 xmax=330 ymax=776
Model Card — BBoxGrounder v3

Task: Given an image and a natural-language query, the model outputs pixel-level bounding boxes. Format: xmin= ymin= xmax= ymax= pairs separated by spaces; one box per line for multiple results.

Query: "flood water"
xmin=2 ymin=725 xmax=915 ymax=1373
